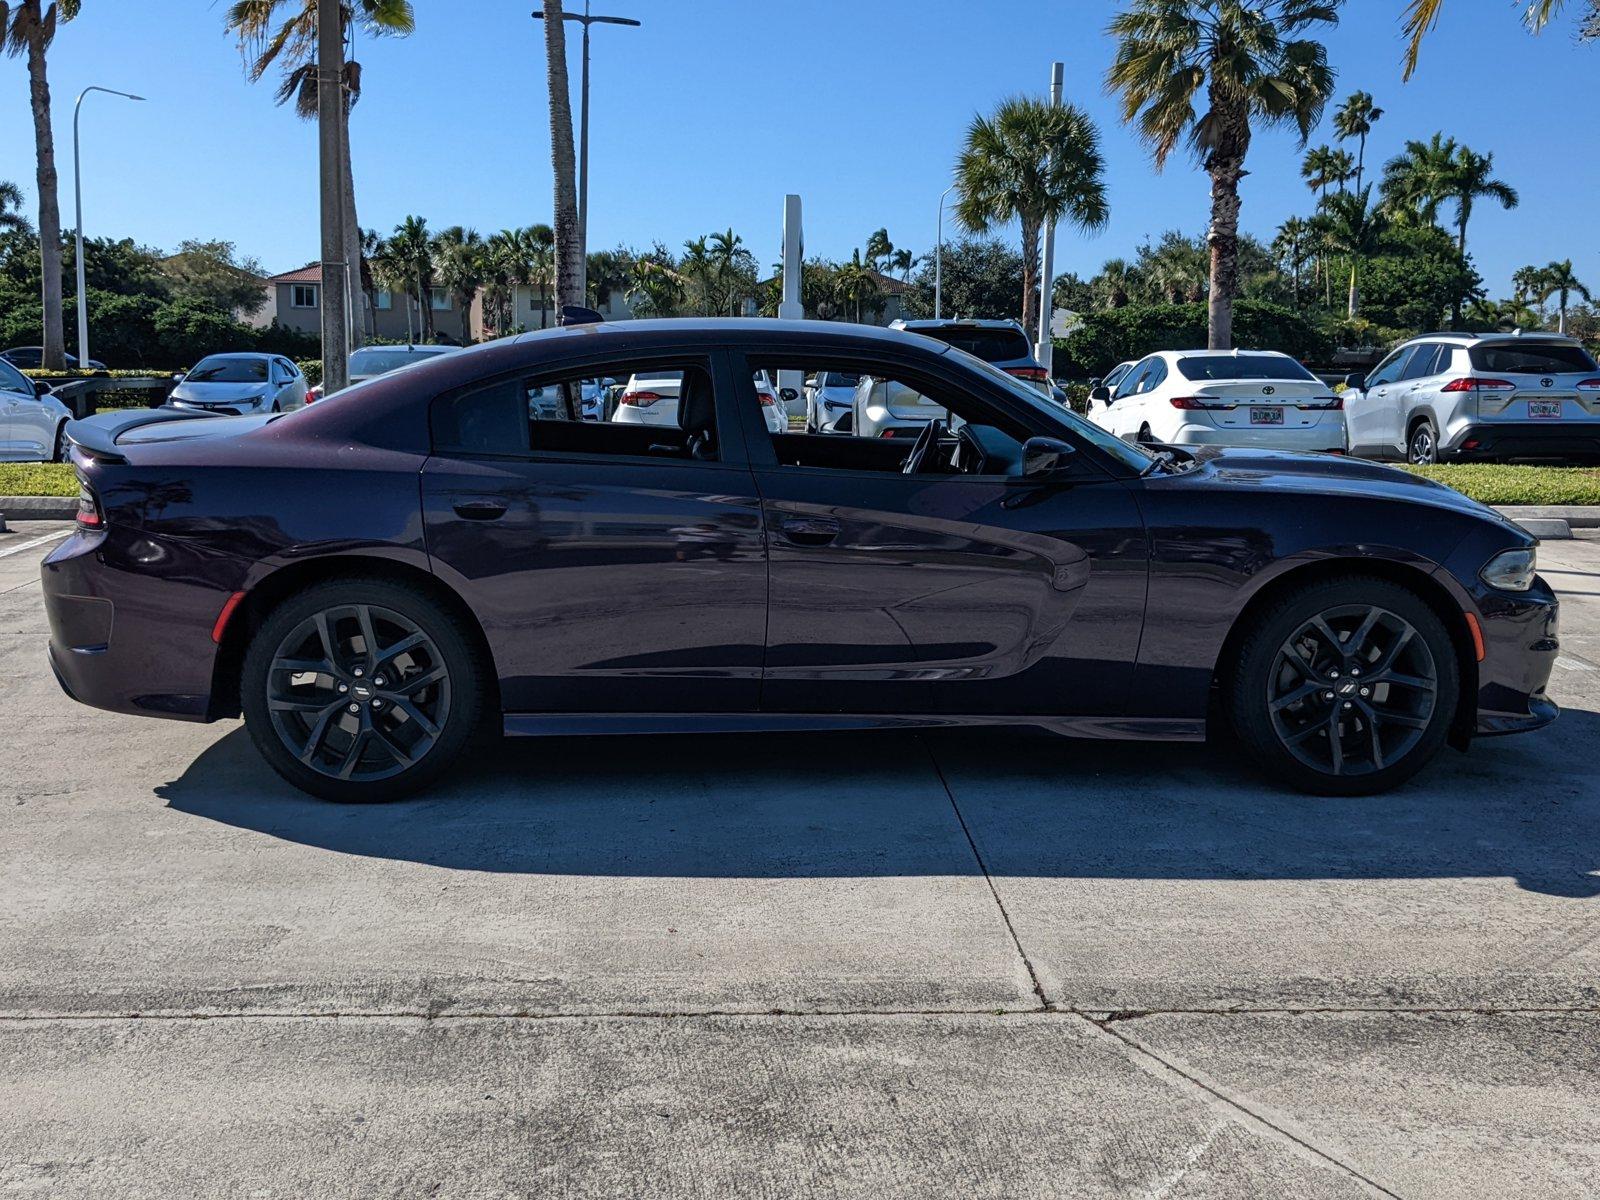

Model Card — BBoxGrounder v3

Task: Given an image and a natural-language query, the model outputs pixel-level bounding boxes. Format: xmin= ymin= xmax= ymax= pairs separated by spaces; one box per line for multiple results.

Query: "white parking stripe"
xmin=0 ymin=529 xmax=72 ymax=559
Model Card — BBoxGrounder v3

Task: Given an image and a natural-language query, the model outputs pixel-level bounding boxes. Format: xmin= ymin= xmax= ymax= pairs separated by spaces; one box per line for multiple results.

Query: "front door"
xmin=1345 ymin=346 xmax=1415 ymax=458
xmin=421 ymin=351 xmax=768 ymax=714
xmin=732 ymin=348 xmax=1148 ymax=717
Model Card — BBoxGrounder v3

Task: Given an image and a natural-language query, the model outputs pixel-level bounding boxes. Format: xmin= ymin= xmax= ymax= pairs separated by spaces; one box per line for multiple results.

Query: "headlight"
xmin=1480 ymin=547 xmax=1536 ymax=592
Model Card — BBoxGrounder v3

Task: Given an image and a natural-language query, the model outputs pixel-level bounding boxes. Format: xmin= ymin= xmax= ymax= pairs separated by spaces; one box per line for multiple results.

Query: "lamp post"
xmin=533 ymin=2 xmax=640 ymax=302
xmin=934 ymin=183 xmax=957 ymax=320
xmin=73 ymin=86 xmax=144 ymax=366
xmin=1036 ymin=61 xmax=1064 ymax=372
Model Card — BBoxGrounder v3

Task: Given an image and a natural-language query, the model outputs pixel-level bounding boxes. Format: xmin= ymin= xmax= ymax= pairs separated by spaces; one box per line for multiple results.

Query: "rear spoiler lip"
xmin=65 ymin=406 xmax=227 ymax=465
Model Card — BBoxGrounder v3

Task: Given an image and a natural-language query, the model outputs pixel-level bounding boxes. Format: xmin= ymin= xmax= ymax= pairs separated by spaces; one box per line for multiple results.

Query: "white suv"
xmin=1342 ymin=332 xmax=1600 ymax=463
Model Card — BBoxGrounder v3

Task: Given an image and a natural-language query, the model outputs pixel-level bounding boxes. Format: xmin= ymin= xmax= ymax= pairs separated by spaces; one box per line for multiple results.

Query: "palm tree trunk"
xmin=1347 ymin=260 xmax=1358 ymax=319
xmin=1019 ymin=220 xmax=1041 ymax=334
xmin=1206 ymin=157 xmax=1244 ymax=350
xmin=542 ymin=1 xmax=582 ymax=314
xmin=340 ymin=105 xmax=366 ymax=350
xmin=26 ymin=26 xmax=66 ymax=371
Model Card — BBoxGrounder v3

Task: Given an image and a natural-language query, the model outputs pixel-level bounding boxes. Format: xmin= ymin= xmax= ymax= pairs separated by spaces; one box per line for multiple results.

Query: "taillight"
xmin=881 ymin=428 xmax=904 ymax=438
xmin=305 ymin=386 xmax=322 ymax=404
xmin=1576 ymin=378 xmax=1600 ymax=391
xmin=756 ymin=390 xmax=778 ymax=407
xmin=75 ymin=478 xmax=102 ymax=530
xmin=1006 ymin=366 xmax=1049 ymax=383
xmin=620 ymin=390 xmax=661 ymax=407
xmin=1298 ymin=396 xmax=1343 ymax=410
xmin=1441 ymin=377 xmax=1515 ymax=393
xmin=1169 ymin=396 xmax=1220 ymax=410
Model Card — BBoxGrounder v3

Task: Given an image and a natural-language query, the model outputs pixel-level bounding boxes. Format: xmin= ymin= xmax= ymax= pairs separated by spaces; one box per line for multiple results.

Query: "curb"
xmin=1495 ymin=505 xmax=1600 ymax=529
xmin=0 ymin=497 xmax=76 ymax=522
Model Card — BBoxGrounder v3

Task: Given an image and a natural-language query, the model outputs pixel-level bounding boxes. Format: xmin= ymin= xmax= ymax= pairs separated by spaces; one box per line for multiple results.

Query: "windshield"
xmin=1175 ymin=354 xmax=1317 ymax=382
xmin=945 ymin=346 xmax=1157 ymax=474
xmin=349 ymin=348 xmax=445 ymax=376
xmin=1469 ymin=342 xmax=1597 ymax=374
xmin=821 ymin=371 xmax=860 ymax=387
xmin=187 ymin=357 xmax=267 ymax=384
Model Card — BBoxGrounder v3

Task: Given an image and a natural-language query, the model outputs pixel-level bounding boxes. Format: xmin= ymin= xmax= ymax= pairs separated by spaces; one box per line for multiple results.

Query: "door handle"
xmin=452 ymin=498 xmax=508 ymax=520
xmin=779 ymin=515 xmax=841 ymax=546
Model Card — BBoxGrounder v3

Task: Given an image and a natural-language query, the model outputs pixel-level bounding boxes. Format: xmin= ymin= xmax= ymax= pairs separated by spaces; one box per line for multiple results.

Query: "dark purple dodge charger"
xmin=44 ymin=320 xmax=1558 ymax=801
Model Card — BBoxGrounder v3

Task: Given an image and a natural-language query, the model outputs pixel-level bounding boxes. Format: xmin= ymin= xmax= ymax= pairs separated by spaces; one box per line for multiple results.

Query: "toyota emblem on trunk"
xmin=1262 ymin=385 xmax=1275 ymax=395
xmin=1541 ymin=377 xmax=1554 ymax=387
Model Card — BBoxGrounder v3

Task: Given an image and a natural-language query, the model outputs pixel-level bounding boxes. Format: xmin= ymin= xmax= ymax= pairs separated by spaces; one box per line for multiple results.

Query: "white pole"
xmin=1036 ymin=61 xmax=1064 ymax=373
xmin=72 ymin=87 xmax=144 ymax=367
xmin=935 ymin=184 xmax=956 ymax=319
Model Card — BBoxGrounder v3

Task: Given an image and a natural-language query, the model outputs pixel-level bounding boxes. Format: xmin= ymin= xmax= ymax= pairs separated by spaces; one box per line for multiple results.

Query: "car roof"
xmin=1162 ymin=348 xmax=1296 ymax=359
xmin=353 ymin=343 xmax=456 ymax=354
xmin=500 ymin=317 xmax=958 ymax=357
xmin=1403 ymin=330 xmax=1583 ymax=347
xmin=891 ymin=318 xmax=1025 ymax=333
xmin=195 ymin=351 xmax=273 ymax=360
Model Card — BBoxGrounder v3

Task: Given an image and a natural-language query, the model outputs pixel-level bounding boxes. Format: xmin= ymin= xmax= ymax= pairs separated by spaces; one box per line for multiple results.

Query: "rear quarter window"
xmin=1469 ymin=343 xmax=1597 ymax=374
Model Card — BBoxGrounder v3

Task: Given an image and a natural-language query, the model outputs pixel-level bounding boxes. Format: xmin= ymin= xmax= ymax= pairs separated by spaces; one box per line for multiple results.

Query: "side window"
xmin=0 ymin=359 xmax=32 ymax=396
xmin=741 ymin=353 xmax=1032 ymax=478
xmin=1114 ymin=359 xmax=1153 ymax=401
xmin=1366 ymin=347 xmax=1413 ymax=389
xmin=1136 ymin=359 xmax=1167 ymax=394
xmin=431 ymin=358 xmax=720 ymax=463
xmin=1399 ymin=344 xmax=1441 ymax=381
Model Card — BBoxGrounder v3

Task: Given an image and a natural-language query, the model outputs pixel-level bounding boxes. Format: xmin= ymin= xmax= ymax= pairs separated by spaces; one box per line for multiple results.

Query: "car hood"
xmin=171 ymin=382 xmax=271 ymax=403
xmin=1186 ymin=445 xmax=1518 ymax=527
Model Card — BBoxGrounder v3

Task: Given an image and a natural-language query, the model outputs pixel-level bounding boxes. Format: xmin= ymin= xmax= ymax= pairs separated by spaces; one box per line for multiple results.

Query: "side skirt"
xmin=502 ymin=712 xmax=1207 ymax=743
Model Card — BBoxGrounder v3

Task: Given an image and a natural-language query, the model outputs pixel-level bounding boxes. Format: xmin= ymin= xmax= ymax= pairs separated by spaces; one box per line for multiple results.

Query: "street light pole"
xmin=533 ymin=3 xmax=640 ymax=304
xmin=934 ymin=183 xmax=956 ymax=320
xmin=317 ymin=0 xmax=350 ymax=394
xmin=73 ymin=86 xmax=144 ymax=366
xmin=1036 ymin=60 xmax=1064 ymax=372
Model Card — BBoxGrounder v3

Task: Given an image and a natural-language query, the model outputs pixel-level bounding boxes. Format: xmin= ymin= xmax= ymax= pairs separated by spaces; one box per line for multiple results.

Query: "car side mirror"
xmin=804 ymin=376 xmax=819 ymax=388
xmin=1089 ymin=385 xmax=1111 ymax=403
xmin=779 ymin=387 xmax=798 ymax=403
xmin=1022 ymin=436 xmax=1077 ymax=478
xmin=172 ymin=373 xmax=186 ymax=384
xmin=33 ymin=379 xmax=51 ymax=397
xmin=1342 ymin=373 xmax=1365 ymax=391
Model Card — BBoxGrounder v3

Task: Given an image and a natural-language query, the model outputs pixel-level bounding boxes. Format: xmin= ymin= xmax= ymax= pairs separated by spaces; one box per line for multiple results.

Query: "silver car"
xmin=852 ymin=374 xmax=952 ymax=440
xmin=347 ymin=344 xmax=459 ymax=385
xmin=803 ymin=369 xmax=860 ymax=433
xmin=0 ymin=356 xmax=73 ymax=461
xmin=169 ymin=353 xmax=307 ymax=415
xmin=1343 ymin=331 xmax=1600 ymax=463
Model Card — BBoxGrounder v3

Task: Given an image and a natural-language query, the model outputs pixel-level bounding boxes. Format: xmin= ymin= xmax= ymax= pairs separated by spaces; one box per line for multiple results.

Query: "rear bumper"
xmin=1167 ymin=422 xmax=1343 ymax=452
xmin=41 ymin=528 xmax=231 ymax=722
xmin=1443 ymin=421 xmax=1600 ymax=462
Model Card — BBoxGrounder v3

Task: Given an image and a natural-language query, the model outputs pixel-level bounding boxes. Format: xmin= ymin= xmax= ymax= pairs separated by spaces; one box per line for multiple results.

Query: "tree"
xmin=162 ymin=240 xmax=269 ymax=317
xmin=368 ymin=234 xmax=415 ymax=341
xmin=1108 ymin=0 xmax=1337 ymax=350
xmin=0 ymin=180 xmax=30 ymax=235
xmin=1301 ymin=145 xmax=1340 ymax=201
xmin=1535 ymin=259 xmax=1591 ymax=334
xmin=520 ymin=224 xmax=555 ymax=328
xmin=1318 ymin=186 xmax=1389 ymax=317
xmin=1441 ymin=146 xmax=1517 ymax=259
xmin=585 ymin=246 xmax=631 ymax=311
xmin=432 ymin=226 xmax=484 ymax=343
xmin=540 ymin=0 xmax=582 ymax=313
xmin=1331 ymin=90 xmax=1383 ymax=192
xmin=904 ymin=238 xmax=1025 ymax=321
xmin=1378 ymin=133 xmax=1457 ymax=225
xmin=225 ymin=0 xmax=417 ymax=347
xmin=1356 ymin=222 xmax=1478 ymax=331
xmin=625 ymin=243 xmax=684 ymax=318
xmin=953 ymin=95 xmax=1108 ymax=336
xmin=388 ymin=215 xmax=434 ymax=340
xmin=1401 ymin=0 xmax=1584 ymax=79
xmin=864 ymin=227 xmax=893 ymax=273
xmin=1091 ymin=257 xmax=1141 ymax=309
xmin=1137 ymin=231 xmax=1208 ymax=303
xmin=1272 ymin=216 xmax=1313 ymax=308
xmin=3 ymin=0 xmax=79 ymax=369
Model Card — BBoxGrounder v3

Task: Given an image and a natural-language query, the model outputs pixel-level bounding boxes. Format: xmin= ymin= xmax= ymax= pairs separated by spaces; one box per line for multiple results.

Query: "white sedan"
xmin=0 ymin=356 xmax=73 ymax=461
xmin=613 ymin=370 xmax=785 ymax=434
xmin=168 ymin=353 xmax=307 ymax=414
xmin=1087 ymin=350 xmax=1345 ymax=453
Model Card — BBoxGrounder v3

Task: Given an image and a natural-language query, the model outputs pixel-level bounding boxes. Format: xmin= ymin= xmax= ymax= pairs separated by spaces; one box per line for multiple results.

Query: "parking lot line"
xmin=0 ymin=529 xmax=70 ymax=559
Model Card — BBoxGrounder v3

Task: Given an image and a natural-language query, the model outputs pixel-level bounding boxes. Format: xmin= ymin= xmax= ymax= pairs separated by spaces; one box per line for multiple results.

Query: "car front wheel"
xmin=241 ymin=577 xmax=487 ymax=802
xmin=1229 ymin=577 xmax=1459 ymax=795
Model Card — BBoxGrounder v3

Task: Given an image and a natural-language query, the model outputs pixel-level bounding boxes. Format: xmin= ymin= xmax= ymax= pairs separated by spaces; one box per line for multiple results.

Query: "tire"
xmin=1408 ymin=419 xmax=1438 ymax=465
xmin=241 ymin=577 xmax=488 ymax=802
xmin=1228 ymin=576 xmax=1459 ymax=796
xmin=50 ymin=423 xmax=65 ymax=463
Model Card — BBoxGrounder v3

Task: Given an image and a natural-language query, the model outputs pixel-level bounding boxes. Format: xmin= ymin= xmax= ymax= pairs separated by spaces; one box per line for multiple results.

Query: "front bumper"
xmin=1468 ymin=575 xmax=1561 ymax=738
xmin=1443 ymin=421 xmax=1600 ymax=462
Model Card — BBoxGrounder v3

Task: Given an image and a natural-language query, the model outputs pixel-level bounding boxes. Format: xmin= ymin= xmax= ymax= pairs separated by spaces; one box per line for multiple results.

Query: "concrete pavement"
xmin=2 ymin=521 xmax=1598 ymax=1198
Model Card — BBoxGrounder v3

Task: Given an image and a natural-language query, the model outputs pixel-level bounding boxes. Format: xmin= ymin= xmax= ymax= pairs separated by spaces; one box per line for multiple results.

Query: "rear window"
xmin=1468 ymin=342 xmax=1596 ymax=374
xmin=914 ymin=325 xmax=1031 ymax=363
xmin=1175 ymin=354 xmax=1317 ymax=382
xmin=820 ymin=371 xmax=860 ymax=387
xmin=187 ymin=357 xmax=267 ymax=383
xmin=349 ymin=348 xmax=444 ymax=376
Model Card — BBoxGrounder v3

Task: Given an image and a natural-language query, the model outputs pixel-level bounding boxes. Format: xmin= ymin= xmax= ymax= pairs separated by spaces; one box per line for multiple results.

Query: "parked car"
xmin=0 ymin=355 xmax=73 ymax=461
xmin=612 ymin=370 xmax=683 ymax=426
xmin=890 ymin=318 xmax=1049 ymax=391
xmin=1342 ymin=332 xmax=1600 ymax=464
xmin=48 ymin=318 xmax=1557 ymax=803
xmin=526 ymin=377 xmax=614 ymax=421
xmin=308 ymin=344 xmax=461 ymax=403
xmin=852 ymin=373 xmax=953 ymax=439
xmin=1089 ymin=350 xmax=1345 ymax=453
xmin=753 ymin=369 xmax=787 ymax=434
xmin=803 ymin=369 xmax=860 ymax=433
xmin=1 ymin=346 xmax=106 ymax=371
xmin=169 ymin=353 xmax=307 ymax=415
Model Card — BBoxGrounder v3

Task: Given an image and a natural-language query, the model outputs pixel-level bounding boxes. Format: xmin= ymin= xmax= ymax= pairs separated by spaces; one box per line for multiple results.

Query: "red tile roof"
xmin=268 ymin=264 xmax=322 ymax=284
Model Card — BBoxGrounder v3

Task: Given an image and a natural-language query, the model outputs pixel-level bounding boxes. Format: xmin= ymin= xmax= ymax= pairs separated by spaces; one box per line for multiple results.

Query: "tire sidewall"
xmin=1229 ymin=577 xmax=1460 ymax=796
xmin=1409 ymin=421 xmax=1438 ymax=465
xmin=241 ymin=577 xmax=484 ymax=802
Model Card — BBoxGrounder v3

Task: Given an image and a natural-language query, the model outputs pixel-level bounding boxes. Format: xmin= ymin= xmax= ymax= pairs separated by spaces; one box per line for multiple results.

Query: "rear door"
xmin=1468 ymin=339 xmax=1600 ymax=428
xmin=421 ymin=349 xmax=768 ymax=715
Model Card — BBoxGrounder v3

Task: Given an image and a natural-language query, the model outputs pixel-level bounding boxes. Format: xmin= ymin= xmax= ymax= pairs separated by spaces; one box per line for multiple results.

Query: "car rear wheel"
xmin=241 ymin=578 xmax=487 ymax=802
xmin=1408 ymin=419 xmax=1438 ymax=464
xmin=1229 ymin=577 xmax=1459 ymax=795
xmin=51 ymin=423 xmax=65 ymax=462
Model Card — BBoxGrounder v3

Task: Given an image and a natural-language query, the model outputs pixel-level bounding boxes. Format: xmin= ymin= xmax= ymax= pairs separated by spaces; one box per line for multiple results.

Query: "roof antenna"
xmin=561 ymin=305 xmax=604 ymax=326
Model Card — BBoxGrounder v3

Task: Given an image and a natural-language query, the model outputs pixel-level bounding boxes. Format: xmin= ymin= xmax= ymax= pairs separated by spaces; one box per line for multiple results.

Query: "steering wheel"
xmin=900 ymin=419 xmax=947 ymax=475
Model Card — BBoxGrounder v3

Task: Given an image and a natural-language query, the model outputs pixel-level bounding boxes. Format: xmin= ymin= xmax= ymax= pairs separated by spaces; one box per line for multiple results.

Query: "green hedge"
xmin=0 ymin=463 xmax=78 ymax=497
xmin=1401 ymin=465 xmax=1600 ymax=506
xmin=1053 ymin=300 xmax=1332 ymax=379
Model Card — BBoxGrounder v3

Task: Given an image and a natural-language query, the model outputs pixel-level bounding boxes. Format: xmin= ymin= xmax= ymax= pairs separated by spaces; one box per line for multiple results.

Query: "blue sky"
xmin=2 ymin=0 xmax=1594 ymax=298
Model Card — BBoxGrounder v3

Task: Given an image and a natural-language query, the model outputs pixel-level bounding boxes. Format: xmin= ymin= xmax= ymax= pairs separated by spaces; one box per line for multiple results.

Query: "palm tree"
xmin=888 ymin=247 xmax=916 ymax=282
xmin=954 ymin=94 xmax=1108 ymax=334
xmin=387 ymin=215 xmax=434 ymax=341
xmin=539 ymin=0 xmax=581 ymax=312
xmin=0 ymin=180 xmax=30 ymax=234
xmin=433 ymin=226 xmax=484 ymax=343
xmin=507 ymin=224 xmax=554 ymax=327
xmin=1326 ymin=149 xmax=1355 ymax=193
xmin=1402 ymin=0 xmax=1577 ymax=79
xmin=226 ymin=0 xmax=416 ymax=350
xmin=481 ymin=230 xmax=518 ymax=335
xmin=1331 ymin=90 xmax=1383 ymax=192
xmin=368 ymin=235 xmax=414 ymax=341
xmin=834 ymin=250 xmax=881 ymax=323
xmin=1318 ymin=186 xmax=1389 ymax=318
xmin=1440 ymin=146 xmax=1517 ymax=259
xmin=626 ymin=245 xmax=685 ymax=318
xmin=1511 ymin=264 xmax=1545 ymax=305
xmin=1301 ymin=145 xmax=1339 ymax=202
xmin=1107 ymin=0 xmax=1337 ymax=349
xmin=864 ymin=228 xmax=894 ymax=273
xmin=1272 ymin=216 xmax=1313 ymax=309
xmin=1378 ymin=133 xmax=1458 ymax=226
xmin=1535 ymin=259 xmax=1591 ymax=334
xmin=4 ymin=0 xmax=79 ymax=370
xmin=1091 ymin=258 xmax=1141 ymax=309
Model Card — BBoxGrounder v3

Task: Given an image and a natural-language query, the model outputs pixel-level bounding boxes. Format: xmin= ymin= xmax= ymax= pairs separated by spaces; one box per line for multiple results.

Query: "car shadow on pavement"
xmin=157 ymin=710 xmax=1600 ymax=898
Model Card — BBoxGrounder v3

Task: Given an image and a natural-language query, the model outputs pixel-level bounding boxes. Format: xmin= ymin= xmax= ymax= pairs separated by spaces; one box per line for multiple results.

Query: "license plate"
xmin=1528 ymin=401 xmax=1562 ymax=419
xmin=1249 ymin=406 xmax=1284 ymax=425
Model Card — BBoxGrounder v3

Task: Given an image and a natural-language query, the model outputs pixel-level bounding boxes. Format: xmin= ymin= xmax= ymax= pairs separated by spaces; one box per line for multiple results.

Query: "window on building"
xmin=374 ymin=290 xmax=393 ymax=311
xmin=430 ymin=288 xmax=451 ymax=311
xmin=290 ymin=284 xmax=318 ymax=309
